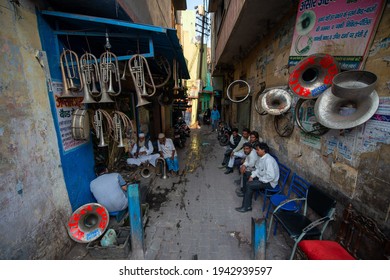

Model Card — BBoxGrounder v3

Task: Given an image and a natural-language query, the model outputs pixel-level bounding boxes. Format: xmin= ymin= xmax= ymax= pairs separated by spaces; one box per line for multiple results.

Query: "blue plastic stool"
xmin=109 ymin=208 xmax=128 ymax=222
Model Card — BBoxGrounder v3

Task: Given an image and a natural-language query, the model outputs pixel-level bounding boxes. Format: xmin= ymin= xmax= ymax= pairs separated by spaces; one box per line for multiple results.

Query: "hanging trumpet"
xmin=98 ymin=33 xmax=121 ymax=102
xmin=129 ymin=54 xmax=156 ymax=97
xmin=112 ymin=111 xmax=134 ymax=148
xmin=94 ymin=110 xmax=107 ymax=147
xmin=93 ymin=109 xmax=114 ymax=147
xmin=59 ymin=48 xmax=83 ymax=98
xmin=80 ymin=52 xmax=101 ymax=103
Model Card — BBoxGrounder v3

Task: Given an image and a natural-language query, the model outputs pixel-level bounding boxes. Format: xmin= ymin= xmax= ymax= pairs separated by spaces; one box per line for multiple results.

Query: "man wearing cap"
xmin=157 ymin=133 xmax=179 ymax=176
xmin=127 ymin=133 xmax=160 ymax=167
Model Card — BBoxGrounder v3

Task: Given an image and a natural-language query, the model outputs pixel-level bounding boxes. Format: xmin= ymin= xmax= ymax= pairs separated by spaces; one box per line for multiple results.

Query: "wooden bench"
xmin=296 ymin=203 xmax=390 ymax=260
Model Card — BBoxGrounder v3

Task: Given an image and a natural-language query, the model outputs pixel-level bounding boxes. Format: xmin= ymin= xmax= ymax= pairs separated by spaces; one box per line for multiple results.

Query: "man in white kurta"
xmin=157 ymin=133 xmax=179 ymax=176
xmin=127 ymin=133 xmax=160 ymax=167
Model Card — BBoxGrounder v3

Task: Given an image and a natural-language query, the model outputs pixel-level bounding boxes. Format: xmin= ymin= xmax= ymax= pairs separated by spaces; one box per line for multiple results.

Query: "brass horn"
xmin=227 ymin=80 xmax=251 ymax=103
xmin=100 ymin=49 xmax=121 ymax=97
xmin=289 ymin=53 xmax=339 ymax=99
xmin=140 ymin=162 xmax=152 ymax=178
xmin=314 ymin=87 xmax=379 ymax=130
xmin=155 ymin=157 xmax=167 ymax=179
xmin=67 ymin=203 xmax=109 ymax=243
xmin=129 ymin=54 xmax=156 ymax=97
xmin=261 ymin=88 xmax=292 ymax=115
xmin=59 ymin=49 xmax=83 ymax=97
xmin=144 ymin=55 xmax=171 ymax=89
xmin=80 ymin=52 xmax=101 ymax=103
xmin=93 ymin=110 xmax=108 ymax=147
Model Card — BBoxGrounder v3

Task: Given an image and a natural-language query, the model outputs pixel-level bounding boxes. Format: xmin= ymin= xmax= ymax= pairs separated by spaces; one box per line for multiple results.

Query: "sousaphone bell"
xmin=67 ymin=203 xmax=109 ymax=243
xmin=261 ymin=88 xmax=292 ymax=115
xmin=289 ymin=53 xmax=339 ymax=99
xmin=314 ymin=70 xmax=379 ymax=130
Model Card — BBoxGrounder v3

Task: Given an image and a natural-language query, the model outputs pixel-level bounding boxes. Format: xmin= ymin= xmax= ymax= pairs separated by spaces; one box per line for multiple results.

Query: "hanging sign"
xmin=289 ymin=0 xmax=386 ymax=70
xmin=52 ymin=81 xmax=87 ymax=152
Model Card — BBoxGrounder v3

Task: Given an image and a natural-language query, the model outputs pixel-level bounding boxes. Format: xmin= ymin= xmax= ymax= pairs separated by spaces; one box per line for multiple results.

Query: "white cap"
xmin=138 ymin=133 xmax=145 ymax=138
xmin=158 ymin=133 xmax=165 ymax=139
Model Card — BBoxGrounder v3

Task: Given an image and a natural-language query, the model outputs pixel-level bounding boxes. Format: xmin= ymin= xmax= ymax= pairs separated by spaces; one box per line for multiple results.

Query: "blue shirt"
xmin=90 ymin=173 xmax=128 ymax=212
xmin=211 ymin=109 xmax=220 ymax=121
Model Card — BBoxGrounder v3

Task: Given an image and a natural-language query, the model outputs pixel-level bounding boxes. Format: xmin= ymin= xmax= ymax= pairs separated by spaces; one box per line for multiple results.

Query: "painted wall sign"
xmin=52 ymin=81 xmax=88 ymax=152
xmin=289 ymin=0 xmax=386 ymax=70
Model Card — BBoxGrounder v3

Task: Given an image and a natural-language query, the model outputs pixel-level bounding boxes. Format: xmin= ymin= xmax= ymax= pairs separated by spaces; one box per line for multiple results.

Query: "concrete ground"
xmin=64 ymin=125 xmax=292 ymax=260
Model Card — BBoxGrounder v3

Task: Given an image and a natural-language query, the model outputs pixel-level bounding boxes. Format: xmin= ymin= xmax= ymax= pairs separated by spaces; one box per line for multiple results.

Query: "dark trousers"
xmin=242 ymin=179 xmax=272 ymax=209
xmin=222 ymin=148 xmax=233 ymax=165
xmin=240 ymin=171 xmax=252 ymax=192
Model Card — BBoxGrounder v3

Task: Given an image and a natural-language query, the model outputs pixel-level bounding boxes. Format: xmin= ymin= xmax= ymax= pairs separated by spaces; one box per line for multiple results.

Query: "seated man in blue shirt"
xmin=90 ymin=164 xmax=128 ymax=213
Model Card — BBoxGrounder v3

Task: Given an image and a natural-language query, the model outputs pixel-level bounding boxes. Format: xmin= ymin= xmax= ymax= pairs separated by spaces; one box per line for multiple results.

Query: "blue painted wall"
xmin=36 ymin=12 xmax=96 ymax=211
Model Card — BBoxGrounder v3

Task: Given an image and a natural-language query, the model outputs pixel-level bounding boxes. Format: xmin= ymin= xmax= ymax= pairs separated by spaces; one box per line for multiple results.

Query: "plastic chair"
xmin=267 ymin=185 xmax=336 ymax=259
xmin=266 ymin=173 xmax=310 ymax=220
xmin=255 ymin=163 xmax=291 ymax=212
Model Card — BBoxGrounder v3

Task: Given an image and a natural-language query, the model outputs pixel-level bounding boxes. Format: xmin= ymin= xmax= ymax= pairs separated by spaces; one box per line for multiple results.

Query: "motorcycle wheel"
xmin=219 ymin=135 xmax=229 ymax=146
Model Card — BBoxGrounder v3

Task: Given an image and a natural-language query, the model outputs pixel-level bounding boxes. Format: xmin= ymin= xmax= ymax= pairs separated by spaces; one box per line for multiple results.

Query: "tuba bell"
xmin=261 ymin=88 xmax=292 ymax=115
xmin=67 ymin=203 xmax=109 ymax=243
xmin=140 ymin=162 xmax=152 ymax=178
xmin=155 ymin=157 xmax=167 ymax=179
xmin=289 ymin=53 xmax=339 ymax=99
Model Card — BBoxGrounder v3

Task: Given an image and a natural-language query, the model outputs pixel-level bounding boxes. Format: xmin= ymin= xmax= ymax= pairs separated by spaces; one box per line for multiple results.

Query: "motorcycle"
xmin=218 ymin=122 xmax=231 ymax=146
xmin=177 ymin=117 xmax=190 ymax=138
xmin=173 ymin=122 xmax=187 ymax=148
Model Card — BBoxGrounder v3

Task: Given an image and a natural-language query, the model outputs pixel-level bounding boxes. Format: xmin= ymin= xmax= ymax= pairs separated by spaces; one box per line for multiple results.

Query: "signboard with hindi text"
xmin=289 ymin=0 xmax=386 ymax=70
xmin=52 ymin=81 xmax=88 ymax=152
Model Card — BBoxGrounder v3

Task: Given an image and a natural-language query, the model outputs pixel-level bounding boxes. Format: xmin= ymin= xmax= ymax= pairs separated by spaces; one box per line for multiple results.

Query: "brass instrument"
xmin=144 ymin=55 xmax=171 ymax=89
xmin=261 ymin=88 xmax=292 ymax=115
xmin=155 ymin=157 xmax=167 ymax=179
xmin=80 ymin=52 xmax=101 ymax=103
xmin=94 ymin=110 xmax=108 ymax=147
xmin=112 ymin=111 xmax=134 ymax=148
xmin=113 ymin=113 xmax=124 ymax=148
xmin=59 ymin=48 xmax=83 ymax=97
xmin=140 ymin=162 xmax=152 ymax=178
xmin=129 ymin=54 xmax=156 ymax=97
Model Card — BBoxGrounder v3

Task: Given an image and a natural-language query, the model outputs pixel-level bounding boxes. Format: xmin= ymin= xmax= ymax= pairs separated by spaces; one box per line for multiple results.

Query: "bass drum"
xmin=71 ymin=109 xmax=90 ymax=140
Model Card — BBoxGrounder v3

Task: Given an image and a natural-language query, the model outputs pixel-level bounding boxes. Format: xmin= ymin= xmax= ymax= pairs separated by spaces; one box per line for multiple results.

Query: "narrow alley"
xmin=143 ymin=126 xmax=290 ymax=260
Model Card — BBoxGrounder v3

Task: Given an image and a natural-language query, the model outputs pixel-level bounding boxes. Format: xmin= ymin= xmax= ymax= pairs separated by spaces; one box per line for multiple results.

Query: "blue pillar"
xmin=127 ymin=183 xmax=144 ymax=259
xmin=252 ymin=218 xmax=266 ymax=259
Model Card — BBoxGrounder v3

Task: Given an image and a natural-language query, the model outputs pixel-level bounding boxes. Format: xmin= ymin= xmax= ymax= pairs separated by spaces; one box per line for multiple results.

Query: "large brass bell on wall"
xmin=314 ymin=70 xmax=379 ymax=130
xmin=289 ymin=53 xmax=339 ymax=99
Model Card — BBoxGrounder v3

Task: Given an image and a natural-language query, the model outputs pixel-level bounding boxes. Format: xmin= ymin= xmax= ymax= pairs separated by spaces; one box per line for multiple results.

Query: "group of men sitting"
xmin=126 ymin=132 xmax=179 ymax=177
xmin=219 ymin=127 xmax=280 ymax=213
xmin=90 ymin=132 xmax=180 ymax=213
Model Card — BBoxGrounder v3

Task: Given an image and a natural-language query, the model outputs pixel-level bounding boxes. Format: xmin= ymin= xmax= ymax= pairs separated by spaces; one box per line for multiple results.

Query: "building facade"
xmin=209 ymin=0 xmax=390 ymax=233
xmin=0 ymin=0 xmax=187 ymax=259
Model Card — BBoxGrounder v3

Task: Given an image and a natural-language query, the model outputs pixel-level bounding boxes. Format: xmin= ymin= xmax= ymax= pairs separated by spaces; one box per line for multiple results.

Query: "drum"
xmin=71 ymin=109 xmax=90 ymax=140
xmin=67 ymin=203 xmax=109 ymax=243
